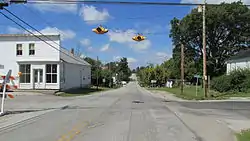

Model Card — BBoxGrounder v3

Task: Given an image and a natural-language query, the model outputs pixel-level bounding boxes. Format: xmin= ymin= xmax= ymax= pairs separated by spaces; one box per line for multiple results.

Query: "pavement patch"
xmin=132 ymin=100 xmax=144 ymax=104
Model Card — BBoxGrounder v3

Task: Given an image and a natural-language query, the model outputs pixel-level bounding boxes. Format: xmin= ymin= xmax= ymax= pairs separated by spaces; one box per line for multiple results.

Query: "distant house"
xmin=0 ymin=34 xmax=91 ymax=90
xmin=226 ymin=49 xmax=250 ymax=74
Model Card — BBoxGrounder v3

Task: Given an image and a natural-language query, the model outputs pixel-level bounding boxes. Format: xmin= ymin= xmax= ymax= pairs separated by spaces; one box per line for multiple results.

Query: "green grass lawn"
xmin=58 ymin=86 xmax=113 ymax=97
xmin=149 ymin=86 xmax=250 ymax=100
xmin=148 ymin=86 xmax=231 ymax=100
xmin=236 ymin=129 xmax=250 ymax=141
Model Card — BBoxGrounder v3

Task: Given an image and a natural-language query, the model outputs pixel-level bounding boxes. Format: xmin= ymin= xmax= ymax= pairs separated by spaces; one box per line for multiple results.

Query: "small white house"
xmin=226 ymin=49 xmax=250 ymax=74
xmin=0 ymin=34 xmax=91 ymax=90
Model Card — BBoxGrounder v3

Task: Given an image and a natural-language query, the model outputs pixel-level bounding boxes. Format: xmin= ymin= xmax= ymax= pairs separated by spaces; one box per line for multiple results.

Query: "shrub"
xmin=211 ymin=68 xmax=250 ymax=93
xmin=211 ymin=75 xmax=231 ymax=93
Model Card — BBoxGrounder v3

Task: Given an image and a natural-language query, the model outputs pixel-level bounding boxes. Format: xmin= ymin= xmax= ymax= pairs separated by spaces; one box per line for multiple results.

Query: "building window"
xmin=16 ymin=44 xmax=22 ymax=56
xmin=19 ymin=64 xmax=31 ymax=83
xmin=29 ymin=43 xmax=35 ymax=55
xmin=46 ymin=64 xmax=57 ymax=83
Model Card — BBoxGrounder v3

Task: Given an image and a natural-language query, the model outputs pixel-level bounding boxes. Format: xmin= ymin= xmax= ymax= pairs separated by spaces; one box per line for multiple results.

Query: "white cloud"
xmin=7 ymin=26 xmax=23 ymax=34
xmin=80 ymin=38 xmax=91 ymax=46
xmin=130 ymin=40 xmax=151 ymax=50
xmin=7 ymin=26 xmax=76 ymax=41
xmin=30 ymin=3 xmax=77 ymax=13
xmin=113 ymin=56 xmax=122 ymax=61
xmin=87 ymin=46 xmax=93 ymax=51
xmin=79 ymin=5 xmax=111 ymax=24
xmin=107 ymin=29 xmax=136 ymax=43
xmin=127 ymin=57 xmax=137 ymax=63
xmin=108 ymin=29 xmax=151 ymax=51
xmin=156 ymin=52 xmax=169 ymax=59
xmin=100 ymin=44 xmax=110 ymax=52
xmin=112 ymin=56 xmax=137 ymax=67
xmin=37 ymin=27 xmax=76 ymax=41
xmin=181 ymin=0 xmax=250 ymax=4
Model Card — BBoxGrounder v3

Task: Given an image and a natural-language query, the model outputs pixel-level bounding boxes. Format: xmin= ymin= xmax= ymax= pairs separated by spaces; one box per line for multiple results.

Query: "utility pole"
xmin=181 ymin=43 xmax=184 ymax=95
xmin=109 ymin=62 xmax=111 ymax=88
xmin=202 ymin=0 xmax=208 ymax=98
xmin=96 ymin=56 xmax=99 ymax=90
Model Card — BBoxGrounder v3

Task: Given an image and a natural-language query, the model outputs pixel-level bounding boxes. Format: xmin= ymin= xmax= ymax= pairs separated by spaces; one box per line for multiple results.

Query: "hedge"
xmin=211 ymin=69 xmax=250 ymax=93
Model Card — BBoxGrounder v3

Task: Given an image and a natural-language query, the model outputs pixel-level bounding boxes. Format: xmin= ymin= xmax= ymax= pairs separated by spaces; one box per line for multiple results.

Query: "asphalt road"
xmin=0 ymin=82 xmax=199 ymax=141
xmin=0 ymin=82 xmax=249 ymax=141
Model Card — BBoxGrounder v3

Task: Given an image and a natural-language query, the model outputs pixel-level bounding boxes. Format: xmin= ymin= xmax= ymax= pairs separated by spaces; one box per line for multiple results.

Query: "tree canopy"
xmin=137 ymin=1 xmax=250 ymax=87
xmin=84 ymin=57 xmax=132 ymax=87
xmin=170 ymin=1 xmax=250 ymax=78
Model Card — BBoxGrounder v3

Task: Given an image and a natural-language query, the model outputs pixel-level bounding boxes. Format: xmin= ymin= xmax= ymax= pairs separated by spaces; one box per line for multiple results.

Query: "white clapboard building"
xmin=226 ymin=49 xmax=250 ymax=74
xmin=0 ymin=34 xmax=91 ymax=90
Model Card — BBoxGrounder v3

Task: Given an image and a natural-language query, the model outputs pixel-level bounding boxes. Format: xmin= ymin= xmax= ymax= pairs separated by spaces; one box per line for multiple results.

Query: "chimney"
xmin=70 ymin=48 xmax=74 ymax=55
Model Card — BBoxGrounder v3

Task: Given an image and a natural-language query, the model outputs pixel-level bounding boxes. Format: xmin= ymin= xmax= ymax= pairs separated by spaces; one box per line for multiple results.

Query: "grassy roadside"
xmin=57 ymin=86 xmax=114 ymax=97
xmin=148 ymin=86 xmax=250 ymax=100
xmin=236 ymin=129 xmax=250 ymax=141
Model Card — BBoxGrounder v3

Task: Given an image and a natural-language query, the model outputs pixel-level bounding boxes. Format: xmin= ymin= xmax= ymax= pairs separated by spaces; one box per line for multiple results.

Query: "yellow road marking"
xmin=57 ymin=121 xmax=90 ymax=141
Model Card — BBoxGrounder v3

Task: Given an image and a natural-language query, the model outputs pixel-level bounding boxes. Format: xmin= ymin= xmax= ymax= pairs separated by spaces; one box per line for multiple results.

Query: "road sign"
xmin=194 ymin=74 xmax=201 ymax=78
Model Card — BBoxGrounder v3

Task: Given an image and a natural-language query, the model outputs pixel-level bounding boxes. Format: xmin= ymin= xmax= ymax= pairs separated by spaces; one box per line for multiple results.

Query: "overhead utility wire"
xmin=22 ymin=5 xmax=168 ymax=35
xmin=0 ymin=11 xmax=87 ymax=64
xmin=20 ymin=5 xmax=169 ymax=35
xmin=27 ymin=0 xmax=221 ymax=6
xmin=26 ymin=0 xmax=250 ymax=6
xmin=9 ymin=5 xmax=168 ymax=36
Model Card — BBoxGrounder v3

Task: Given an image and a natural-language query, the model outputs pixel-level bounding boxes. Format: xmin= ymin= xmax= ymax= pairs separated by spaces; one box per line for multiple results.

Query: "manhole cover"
xmin=132 ymin=100 xmax=144 ymax=104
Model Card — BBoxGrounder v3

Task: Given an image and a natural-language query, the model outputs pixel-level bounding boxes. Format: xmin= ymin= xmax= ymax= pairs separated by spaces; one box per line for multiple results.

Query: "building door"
xmin=33 ymin=69 xmax=43 ymax=89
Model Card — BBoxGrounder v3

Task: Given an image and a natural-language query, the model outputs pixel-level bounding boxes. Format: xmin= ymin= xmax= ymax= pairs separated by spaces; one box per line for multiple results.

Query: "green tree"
xmin=169 ymin=1 xmax=250 ymax=77
xmin=117 ymin=57 xmax=131 ymax=81
xmin=84 ymin=57 xmax=102 ymax=86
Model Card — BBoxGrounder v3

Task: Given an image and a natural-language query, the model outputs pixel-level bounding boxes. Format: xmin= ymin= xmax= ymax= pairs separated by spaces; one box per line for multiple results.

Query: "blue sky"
xmin=0 ymin=0 xmax=244 ymax=68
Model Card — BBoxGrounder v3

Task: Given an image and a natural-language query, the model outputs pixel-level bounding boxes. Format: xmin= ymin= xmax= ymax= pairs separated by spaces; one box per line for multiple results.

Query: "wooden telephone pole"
xmin=181 ymin=43 xmax=184 ymax=95
xmin=202 ymin=1 xmax=208 ymax=97
xmin=96 ymin=56 xmax=99 ymax=90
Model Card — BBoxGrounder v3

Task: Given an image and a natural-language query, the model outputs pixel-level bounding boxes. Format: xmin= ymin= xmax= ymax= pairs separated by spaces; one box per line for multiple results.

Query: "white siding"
xmin=0 ymin=35 xmax=60 ymax=89
xmin=0 ymin=35 xmax=60 ymax=76
xmin=227 ymin=60 xmax=250 ymax=74
xmin=62 ymin=62 xmax=91 ymax=90
xmin=0 ymin=34 xmax=91 ymax=91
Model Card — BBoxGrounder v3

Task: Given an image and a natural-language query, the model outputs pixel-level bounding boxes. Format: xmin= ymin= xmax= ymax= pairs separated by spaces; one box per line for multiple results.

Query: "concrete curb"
xmin=198 ymin=99 xmax=250 ymax=102
xmin=0 ymin=109 xmax=56 ymax=133
xmin=141 ymin=86 xmax=238 ymax=141
xmin=147 ymin=89 xmax=250 ymax=102
xmin=0 ymin=87 xmax=122 ymax=131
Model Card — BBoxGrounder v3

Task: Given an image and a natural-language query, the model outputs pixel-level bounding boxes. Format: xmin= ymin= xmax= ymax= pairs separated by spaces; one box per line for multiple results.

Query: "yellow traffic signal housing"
xmin=132 ymin=34 xmax=146 ymax=42
xmin=92 ymin=25 xmax=108 ymax=34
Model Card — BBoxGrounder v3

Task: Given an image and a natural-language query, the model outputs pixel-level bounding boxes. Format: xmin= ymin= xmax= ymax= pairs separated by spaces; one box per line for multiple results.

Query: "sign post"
xmin=0 ymin=70 xmax=12 ymax=115
xmin=194 ymin=75 xmax=201 ymax=97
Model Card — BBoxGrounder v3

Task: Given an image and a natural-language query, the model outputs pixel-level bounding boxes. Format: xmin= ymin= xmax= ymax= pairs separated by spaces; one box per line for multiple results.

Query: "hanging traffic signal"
xmin=132 ymin=34 xmax=146 ymax=42
xmin=92 ymin=25 xmax=108 ymax=34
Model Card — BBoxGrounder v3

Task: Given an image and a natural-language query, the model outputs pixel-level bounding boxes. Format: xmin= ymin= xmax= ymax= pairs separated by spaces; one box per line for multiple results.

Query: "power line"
xmin=26 ymin=0 xmax=226 ymax=6
xmin=14 ymin=5 xmax=168 ymax=35
xmin=0 ymin=11 xmax=87 ymax=65
xmin=21 ymin=5 xmax=89 ymax=54
xmin=21 ymin=5 xmax=167 ymax=35
xmin=23 ymin=4 xmax=169 ymax=22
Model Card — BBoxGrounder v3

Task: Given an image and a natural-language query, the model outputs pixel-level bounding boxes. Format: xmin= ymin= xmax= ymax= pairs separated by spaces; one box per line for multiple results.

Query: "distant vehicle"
xmin=121 ymin=81 xmax=127 ymax=86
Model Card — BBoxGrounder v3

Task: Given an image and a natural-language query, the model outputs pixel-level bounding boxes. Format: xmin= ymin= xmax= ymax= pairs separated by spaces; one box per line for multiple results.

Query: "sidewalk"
xmin=148 ymin=89 xmax=250 ymax=102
